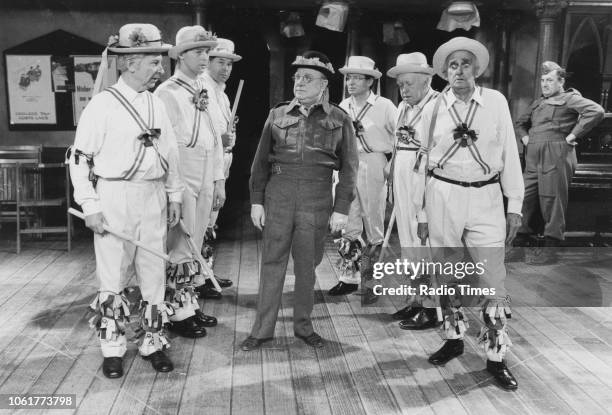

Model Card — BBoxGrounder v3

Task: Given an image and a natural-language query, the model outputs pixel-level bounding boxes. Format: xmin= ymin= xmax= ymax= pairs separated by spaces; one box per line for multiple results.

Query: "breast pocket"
xmin=315 ymin=119 xmax=343 ymax=151
xmin=273 ymin=116 xmax=300 ymax=147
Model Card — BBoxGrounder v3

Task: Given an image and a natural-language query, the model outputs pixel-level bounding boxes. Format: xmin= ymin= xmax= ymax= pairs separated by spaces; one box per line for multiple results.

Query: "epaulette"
xmin=330 ymin=102 xmax=349 ymax=115
xmin=273 ymin=101 xmax=291 ymax=109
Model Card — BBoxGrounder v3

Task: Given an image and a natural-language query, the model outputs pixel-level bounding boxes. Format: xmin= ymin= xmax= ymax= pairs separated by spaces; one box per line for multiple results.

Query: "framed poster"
xmin=6 ymin=55 xmax=57 ymax=124
xmin=72 ymin=55 xmax=117 ymax=125
xmin=51 ymin=55 xmax=74 ymax=93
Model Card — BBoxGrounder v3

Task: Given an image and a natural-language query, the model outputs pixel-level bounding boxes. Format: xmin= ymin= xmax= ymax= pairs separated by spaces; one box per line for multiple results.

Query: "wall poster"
xmin=6 ymin=55 xmax=57 ymax=124
xmin=72 ymin=55 xmax=117 ymax=125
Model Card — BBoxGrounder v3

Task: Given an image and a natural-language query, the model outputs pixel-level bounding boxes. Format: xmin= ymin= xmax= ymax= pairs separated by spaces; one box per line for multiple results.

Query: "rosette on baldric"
xmin=396 ymin=125 xmax=416 ymax=145
xmin=88 ymin=292 xmax=131 ymax=341
xmin=352 ymin=120 xmax=366 ymax=139
xmin=137 ymin=128 xmax=161 ymax=147
xmin=192 ymin=88 xmax=209 ymax=111
xmin=453 ymin=122 xmax=478 ymax=148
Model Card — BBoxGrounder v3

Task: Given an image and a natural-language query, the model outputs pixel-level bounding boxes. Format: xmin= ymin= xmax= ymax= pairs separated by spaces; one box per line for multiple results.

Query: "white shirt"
xmin=340 ymin=92 xmax=397 ymax=153
xmin=70 ymin=77 xmax=183 ymax=216
xmin=201 ymin=70 xmax=232 ymax=140
xmin=395 ymin=88 xmax=439 ymax=150
xmin=416 ymin=86 xmax=524 ymax=221
xmin=155 ymin=68 xmax=224 ymax=182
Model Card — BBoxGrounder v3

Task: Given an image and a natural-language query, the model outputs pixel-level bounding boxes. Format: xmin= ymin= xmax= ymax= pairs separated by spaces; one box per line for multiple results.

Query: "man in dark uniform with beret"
xmin=242 ymin=51 xmax=358 ymax=350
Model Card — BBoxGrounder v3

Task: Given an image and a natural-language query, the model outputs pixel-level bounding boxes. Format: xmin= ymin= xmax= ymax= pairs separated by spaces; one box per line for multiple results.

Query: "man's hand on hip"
xmin=251 ymin=204 xmax=265 ymax=231
xmin=85 ymin=212 xmax=106 ymax=234
xmin=329 ymin=212 xmax=348 ymax=234
xmin=505 ymin=213 xmax=522 ymax=245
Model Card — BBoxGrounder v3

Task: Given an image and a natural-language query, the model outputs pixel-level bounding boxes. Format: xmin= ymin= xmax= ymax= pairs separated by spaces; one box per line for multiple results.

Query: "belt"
xmin=270 ymin=163 xmax=333 ymax=181
xmin=431 ymin=173 xmax=500 ymax=188
xmin=396 ymin=147 xmax=418 ymax=152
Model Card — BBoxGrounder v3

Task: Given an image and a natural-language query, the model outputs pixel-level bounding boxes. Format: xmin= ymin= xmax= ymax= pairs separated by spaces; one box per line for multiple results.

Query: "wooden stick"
xmin=228 ymin=79 xmax=244 ymax=128
xmin=68 ymin=208 xmax=170 ymax=262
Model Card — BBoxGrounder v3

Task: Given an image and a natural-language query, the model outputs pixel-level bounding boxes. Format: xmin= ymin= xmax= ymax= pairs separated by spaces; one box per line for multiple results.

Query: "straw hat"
xmin=432 ymin=36 xmax=489 ymax=80
xmin=168 ymin=26 xmax=218 ymax=60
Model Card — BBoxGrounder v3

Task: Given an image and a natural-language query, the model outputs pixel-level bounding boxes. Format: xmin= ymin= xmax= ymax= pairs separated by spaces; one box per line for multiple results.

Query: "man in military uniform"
xmin=242 ymin=51 xmax=358 ymax=351
xmin=328 ymin=56 xmax=396 ymax=298
xmin=515 ymin=61 xmax=604 ymax=263
xmin=70 ymin=23 xmax=182 ymax=378
xmin=155 ymin=25 xmax=224 ymax=338
xmin=415 ymin=37 xmax=523 ymax=390
xmin=386 ymin=52 xmax=441 ymax=329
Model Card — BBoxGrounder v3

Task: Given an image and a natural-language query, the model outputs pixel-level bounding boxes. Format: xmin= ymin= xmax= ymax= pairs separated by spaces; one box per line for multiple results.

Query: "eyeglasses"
xmin=346 ymin=75 xmax=367 ymax=81
xmin=292 ymin=74 xmax=324 ymax=84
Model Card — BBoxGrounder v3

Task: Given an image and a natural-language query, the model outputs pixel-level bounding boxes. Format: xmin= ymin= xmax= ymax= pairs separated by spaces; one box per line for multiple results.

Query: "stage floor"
xmin=1 ymin=214 xmax=612 ymax=415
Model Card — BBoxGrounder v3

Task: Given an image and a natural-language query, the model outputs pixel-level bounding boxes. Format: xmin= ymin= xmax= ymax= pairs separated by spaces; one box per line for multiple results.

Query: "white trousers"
xmin=425 ymin=177 xmax=507 ymax=299
xmin=208 ymin=152 xmax=233 ymax=229
xmin=393 ymin=150 xmax=421 ymax=249
xmin=345 ymin=152 xmax=387 ymax=244
xmin=168 ymin=148 xmax=215 ymax=265
xmin=94 ymin=179 xmax=167 ymax=357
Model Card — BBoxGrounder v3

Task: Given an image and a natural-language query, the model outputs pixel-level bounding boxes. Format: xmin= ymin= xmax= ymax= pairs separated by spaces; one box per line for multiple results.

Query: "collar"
xmin=203 ymin=70 xmax=226 ymax=92
xmin=174 ymin=67 xmax=200 ymax=87
xmin=349 ymin=91 xmax=378 ymax=110
xmin=404 ymin=88 xmax=436 ymax=110
xmin=445 ymin=86 xmax=484 ymax=109
xmin=285 ymin=97 xmax=331 ymax=115
xmin=114 ymin=76 xmax=145 ymax=102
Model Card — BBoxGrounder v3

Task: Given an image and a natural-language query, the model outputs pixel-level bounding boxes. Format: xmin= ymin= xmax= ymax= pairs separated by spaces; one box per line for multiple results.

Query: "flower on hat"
xmin=192 ymin=88 xmax=209 ymax=111
xmin=128 ymin=28 xmax=150 ymax=47
xmin=292 ymin=56 xmax=335 ymax=73
xmin=195 ymin=31 xmax=217 ymax=42
xmin=107 ymin=34 xmax=120 ymax=48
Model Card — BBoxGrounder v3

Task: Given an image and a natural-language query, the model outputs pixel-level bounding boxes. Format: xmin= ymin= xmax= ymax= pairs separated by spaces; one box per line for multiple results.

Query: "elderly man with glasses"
xmin=242 ymin=51 xmax=358 ymax=351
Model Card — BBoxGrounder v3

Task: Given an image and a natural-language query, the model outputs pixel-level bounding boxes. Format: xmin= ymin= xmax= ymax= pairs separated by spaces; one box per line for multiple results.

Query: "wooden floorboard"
xmin=1 ymin=226 xmax=612 ymax=414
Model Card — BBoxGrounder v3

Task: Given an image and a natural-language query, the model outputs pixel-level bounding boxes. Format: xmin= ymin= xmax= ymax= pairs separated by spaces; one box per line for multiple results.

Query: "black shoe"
xmin=102 ymin=357 xmax=123 ymax=379
xmin=487 ymin=360 xmax=518 ymax=390
xmin=399 ymin=308 xmax=440 ymax=330
xmin=328 ymin=282 xmax=358 ymax=296
xmin=295 ymin=332 xmax=325 ymax=348
xmin=168 ymin=316 xmax=207 ymax=338
xmin=240 ymin=336 xmax=273 ymax=351
xmin=428 ymin=339 xmax=464 ymax=365
xmin=195 ymin=284 xmax=222 ymax=299
xmin=391 ymin=306 xmax=420 ymax=320
xmin=205 ymin=276 xmax=233 ymax=288
xmin=194 ymin=309 xmax=218 ymax=327
xmin=143 ymin=350 xmax=174 ymax=372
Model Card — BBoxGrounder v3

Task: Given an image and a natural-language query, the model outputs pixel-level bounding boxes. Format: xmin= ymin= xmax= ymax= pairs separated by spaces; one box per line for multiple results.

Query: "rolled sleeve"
xmin=499 ymin=95 xmax=524 ymax=215
xmin=160 ymin=109 xmax=184 ymax=204
xmin=69 ymin=98 xmax=103 ymax=216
